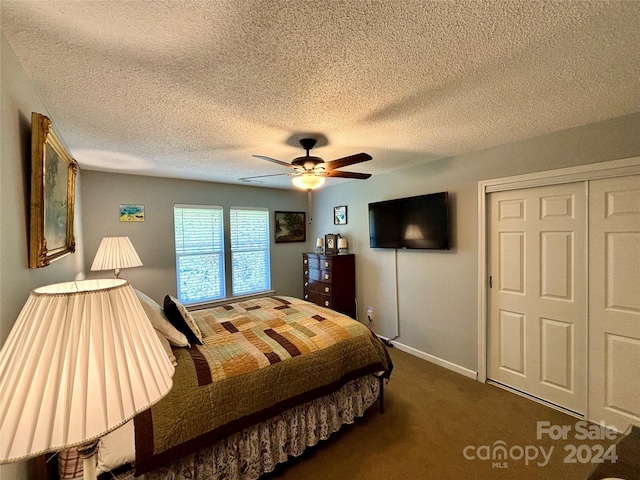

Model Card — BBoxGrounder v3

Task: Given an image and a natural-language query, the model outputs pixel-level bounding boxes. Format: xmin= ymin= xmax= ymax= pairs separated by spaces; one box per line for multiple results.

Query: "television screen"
xmin=368 ymin=192 xmax=450 ymax=250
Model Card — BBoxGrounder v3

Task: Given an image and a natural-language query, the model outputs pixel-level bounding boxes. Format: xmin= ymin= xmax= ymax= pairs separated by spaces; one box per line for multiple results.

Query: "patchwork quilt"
xmin=134 ymin=296 xmax=392 ymax=475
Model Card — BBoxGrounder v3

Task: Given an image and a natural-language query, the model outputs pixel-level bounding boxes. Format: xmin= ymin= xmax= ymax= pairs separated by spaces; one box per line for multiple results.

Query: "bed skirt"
xmin=60 ymin=374 xmax=380 ymax=480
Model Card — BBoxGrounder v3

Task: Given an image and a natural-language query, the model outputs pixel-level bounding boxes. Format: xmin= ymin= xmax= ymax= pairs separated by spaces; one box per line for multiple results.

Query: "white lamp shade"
xmin=291 ymin=174 xmax=325 ymax=190
xmin=91 ymin=237 xmax=142 ymax=272
xmin=338 ymin=238 xmax=347 ymax=249
xmin=0 ymin=279 xmax=174 ymax=463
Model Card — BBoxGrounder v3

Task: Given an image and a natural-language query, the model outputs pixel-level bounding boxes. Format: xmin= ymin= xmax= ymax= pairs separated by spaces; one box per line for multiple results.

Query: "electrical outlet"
xmin=367 ymin=307 xmax=374 ymax=321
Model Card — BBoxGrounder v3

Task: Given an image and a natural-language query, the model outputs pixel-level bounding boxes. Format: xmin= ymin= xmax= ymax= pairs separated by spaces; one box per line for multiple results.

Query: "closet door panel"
xmin=488 ymin=183 xmax=587 ymax=414
xmin=589 ymin=175 xmax=640 ymax=431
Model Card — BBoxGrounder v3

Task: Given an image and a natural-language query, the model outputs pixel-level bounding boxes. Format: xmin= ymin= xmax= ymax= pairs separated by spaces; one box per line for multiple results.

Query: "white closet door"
xmin=488 ymin=182 xmax=587 ymax=414
xmin=588 ymin=175 xmax=640 ymax=431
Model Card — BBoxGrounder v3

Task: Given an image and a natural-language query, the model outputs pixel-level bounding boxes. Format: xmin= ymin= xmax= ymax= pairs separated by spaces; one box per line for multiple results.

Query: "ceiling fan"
xmin=242 ymin=138 xmax=372 ymax=190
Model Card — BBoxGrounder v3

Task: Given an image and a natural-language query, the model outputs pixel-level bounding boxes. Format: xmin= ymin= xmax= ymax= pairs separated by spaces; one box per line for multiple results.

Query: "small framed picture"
xmin=120 ymin=204 xmax=145 ymax=222
xmin=334 ymin=205 xmax=347 ymax=225
xmin=325 ymin=233 xmax=340 ymax=254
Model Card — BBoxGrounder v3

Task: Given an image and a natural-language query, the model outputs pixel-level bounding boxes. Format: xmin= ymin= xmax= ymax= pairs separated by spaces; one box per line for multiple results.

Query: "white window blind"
xmin=230 ymin=207 xmax=271 ymax=296
xmin=174 ymin=205 xmax=225 ymax=304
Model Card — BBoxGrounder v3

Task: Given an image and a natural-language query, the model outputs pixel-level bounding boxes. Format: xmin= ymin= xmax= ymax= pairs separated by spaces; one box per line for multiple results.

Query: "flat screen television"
xmin=368 ymin=192 xmax=450 ymax=250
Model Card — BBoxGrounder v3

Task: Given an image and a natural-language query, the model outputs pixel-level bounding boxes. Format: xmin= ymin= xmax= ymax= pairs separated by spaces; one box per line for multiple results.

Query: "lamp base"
xmin=83 ymin=455 xmax=97 ymax=480
xmin=316 ymin=246 xmax=324 ymax=253
xmin=77 ymin=440 xmax=99 ymax=480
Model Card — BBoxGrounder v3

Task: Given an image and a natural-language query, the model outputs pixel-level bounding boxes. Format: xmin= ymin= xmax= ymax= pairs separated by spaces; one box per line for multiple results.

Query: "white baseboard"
xmin=379 ymin=336 xmax=478 ymax=380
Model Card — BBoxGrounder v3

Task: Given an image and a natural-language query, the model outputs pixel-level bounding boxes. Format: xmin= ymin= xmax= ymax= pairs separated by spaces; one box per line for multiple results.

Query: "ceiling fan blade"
xmin=252 ymin=155 xmax=295 ymax=169
xmin=239 ymin=173 xmax=289 ymax=181
xmin=327 ymin=170 xmax=372 ymax=179
xmin=324 ymin=153 xmax=372 ymax=170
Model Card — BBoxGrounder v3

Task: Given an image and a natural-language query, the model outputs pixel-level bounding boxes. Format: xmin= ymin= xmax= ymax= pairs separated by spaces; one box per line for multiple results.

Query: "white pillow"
xmin=135 ymin=289 xmax=189 ymax=347
xmin=155 ymin=329 xmax=178 ymax=367
xmin=96 ymin=420 xmax=135 ymax=473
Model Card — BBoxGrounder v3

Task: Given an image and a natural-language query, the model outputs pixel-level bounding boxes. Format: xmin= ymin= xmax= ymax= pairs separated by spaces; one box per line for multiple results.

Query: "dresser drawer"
xmin=303 ymin=290 xmax=332 ymax=309
xmin=303 ymin=255 xmax=332 ymax=270
xmin=304 ymin=279 xmax=332 ymax=295
xmin=305 ymin=268 xmax=332 ymax=283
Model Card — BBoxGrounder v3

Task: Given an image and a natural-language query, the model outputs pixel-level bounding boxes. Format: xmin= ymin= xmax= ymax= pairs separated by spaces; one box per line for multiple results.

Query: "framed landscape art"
xmin=29 ymin=112 xmax=77 ymax=268
xmin=274 ymin=211 xmax=306 ymax=243
xmin=120 ymin=204 xmax=145 ymax=222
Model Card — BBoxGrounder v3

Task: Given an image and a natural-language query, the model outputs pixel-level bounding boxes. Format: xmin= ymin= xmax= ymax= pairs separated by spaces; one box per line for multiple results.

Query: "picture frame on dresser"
xmin=324 ymin=233 xmax=340 ymax=254
xmin=29 ymin=112 xmax=78 ymax=268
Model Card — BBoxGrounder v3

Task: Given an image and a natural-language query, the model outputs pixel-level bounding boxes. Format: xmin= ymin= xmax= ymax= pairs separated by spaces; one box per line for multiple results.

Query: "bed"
xmin=53 ymin=294 xmax=392 ymax=479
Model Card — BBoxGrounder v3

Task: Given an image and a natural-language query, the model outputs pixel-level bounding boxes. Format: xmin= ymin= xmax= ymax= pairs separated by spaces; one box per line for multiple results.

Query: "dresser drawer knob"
xmin=304 ymin=259 xmax=308 ymax=264
xmin=304 ymin=270 xmax=309 ymax=275
xmin=324 ymin=300 xmax=330 ymax=307
xmin=324 ymin=274 xmax=330 ymax=280
xmin=304 ymin=294 xmax=308 ymax=300
xmin=324 ymin=261 xmax=329 ymax=268
xmin=324 ymin=286 xmax=330 ymax=293
xmin=305 ymin=282 xmax=309 ymax=287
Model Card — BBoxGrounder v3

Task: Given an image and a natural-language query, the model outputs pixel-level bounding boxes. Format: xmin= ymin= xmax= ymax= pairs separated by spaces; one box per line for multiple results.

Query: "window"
xmin=174 ymin=205 xmax=271 ymax=305
xmin=174 ymin=205 xmax=225 ymax=304
xmin=230 ymin=207 xmax=271 ymax=296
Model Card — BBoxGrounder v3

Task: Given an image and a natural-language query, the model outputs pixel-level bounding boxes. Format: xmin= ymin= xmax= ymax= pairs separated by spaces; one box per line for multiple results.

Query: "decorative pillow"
xmin=155 ymin=329 xmax=178 ymax=367
xmin=96 ymin=420 xmax=135 ymax=474
xmin=134 ymin=289 xmax=189 ymax=347
xmin=164 ymin=295 xmax=203 ymax=345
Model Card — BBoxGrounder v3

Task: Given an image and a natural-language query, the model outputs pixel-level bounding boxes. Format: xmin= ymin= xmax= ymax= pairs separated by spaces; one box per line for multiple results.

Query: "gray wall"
xmin=81 ymin=171 xmax=308 ymax=304
xmin=310 ymin=113 xmax=640 ymax=372
xmin=1 ymin=33 xmax=85 ymax=480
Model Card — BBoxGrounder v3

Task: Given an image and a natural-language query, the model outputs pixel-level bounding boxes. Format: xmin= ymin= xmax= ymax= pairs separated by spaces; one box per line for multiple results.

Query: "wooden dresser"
xmin=302 ymin=253 xmax=356 ymax=318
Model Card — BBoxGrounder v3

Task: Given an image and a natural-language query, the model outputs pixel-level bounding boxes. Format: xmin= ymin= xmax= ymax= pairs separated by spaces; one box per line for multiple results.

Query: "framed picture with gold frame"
xmin=29 ymin=112 xmax=78 ymax=268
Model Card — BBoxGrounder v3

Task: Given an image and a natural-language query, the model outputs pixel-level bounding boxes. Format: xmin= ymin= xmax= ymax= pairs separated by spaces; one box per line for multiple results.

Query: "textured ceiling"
xmin=2 ymin=0 xmax=640 ymax=189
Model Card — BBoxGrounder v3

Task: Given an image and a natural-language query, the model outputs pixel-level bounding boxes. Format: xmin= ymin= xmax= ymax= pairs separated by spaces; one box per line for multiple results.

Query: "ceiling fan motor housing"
xmin=293 ymin=138 xmax=324 ymax=171
xmin=292 ymin=156 xmax=324 ymax=170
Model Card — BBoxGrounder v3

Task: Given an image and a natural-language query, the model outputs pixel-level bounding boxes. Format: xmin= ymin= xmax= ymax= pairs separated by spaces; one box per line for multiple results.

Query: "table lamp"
xmin=0 ymin=279 xmax=174 ymax=480
xmin=338 ymin=237 xmax=348 ymax=253
xmin=91 ymin=237 xmax=143 ymax=278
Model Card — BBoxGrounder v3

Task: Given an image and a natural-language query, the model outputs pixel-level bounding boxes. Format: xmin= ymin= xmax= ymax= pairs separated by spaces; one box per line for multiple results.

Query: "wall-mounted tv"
xmin=368 ymin=192 xmax=450 ymax=250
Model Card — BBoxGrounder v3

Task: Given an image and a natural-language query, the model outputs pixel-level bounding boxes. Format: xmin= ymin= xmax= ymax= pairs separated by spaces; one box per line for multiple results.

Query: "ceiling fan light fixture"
xmin=291 ymin=173 xmax=325 ymax=190
xmin=250 ymin=137 xmax=372 ymax=187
